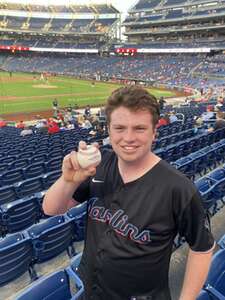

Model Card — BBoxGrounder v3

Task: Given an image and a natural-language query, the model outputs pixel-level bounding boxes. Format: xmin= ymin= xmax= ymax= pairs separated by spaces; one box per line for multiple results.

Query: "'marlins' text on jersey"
xmin=89 ymin=197 xmax=151 ymax=244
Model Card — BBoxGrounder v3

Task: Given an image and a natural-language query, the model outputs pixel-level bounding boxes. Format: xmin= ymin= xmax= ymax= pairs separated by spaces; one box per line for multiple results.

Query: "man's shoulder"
xmin=157 ymin=160 xmax=196 ymax=190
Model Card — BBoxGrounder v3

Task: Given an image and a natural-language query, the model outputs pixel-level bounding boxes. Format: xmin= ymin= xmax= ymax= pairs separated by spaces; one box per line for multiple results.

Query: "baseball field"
xmin=0 ymin=71 xmax=177 ymax=120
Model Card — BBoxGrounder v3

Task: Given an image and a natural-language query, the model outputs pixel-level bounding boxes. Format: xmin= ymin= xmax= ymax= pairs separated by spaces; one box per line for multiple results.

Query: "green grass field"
xmin=0 ymin=72 xmax=176 ymax=115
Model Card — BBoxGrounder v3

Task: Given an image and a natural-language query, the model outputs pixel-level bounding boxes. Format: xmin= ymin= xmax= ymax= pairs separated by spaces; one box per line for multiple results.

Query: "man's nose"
xmin=123 ymin=129 xmax=135 ymax=142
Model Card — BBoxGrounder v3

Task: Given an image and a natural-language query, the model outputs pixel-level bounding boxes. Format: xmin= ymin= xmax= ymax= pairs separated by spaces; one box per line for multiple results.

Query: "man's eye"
xmin=136 ymin=128 xmax=145 ymax=131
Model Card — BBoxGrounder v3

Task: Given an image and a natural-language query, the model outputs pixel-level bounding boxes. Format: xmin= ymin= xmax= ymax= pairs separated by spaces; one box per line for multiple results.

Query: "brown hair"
xmin=105 ymin=86 xmax=160 ymax=127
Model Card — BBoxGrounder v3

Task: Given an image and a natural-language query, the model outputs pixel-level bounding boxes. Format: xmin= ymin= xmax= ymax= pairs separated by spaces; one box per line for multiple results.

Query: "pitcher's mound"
xmin=32 ymin=84 xmax=57 ymax=89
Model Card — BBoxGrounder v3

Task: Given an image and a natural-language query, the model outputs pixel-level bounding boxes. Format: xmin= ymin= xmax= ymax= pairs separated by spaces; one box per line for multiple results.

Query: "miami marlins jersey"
xmin=73 ymin=151 xmax=214 ymax=300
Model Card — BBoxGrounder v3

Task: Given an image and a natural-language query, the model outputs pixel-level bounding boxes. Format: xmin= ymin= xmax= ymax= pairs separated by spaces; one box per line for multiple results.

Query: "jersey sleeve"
xmin=177 ymin=191 xmax=214 ymax=252
xmin=72 ymin=177 xmax=91 ymax=203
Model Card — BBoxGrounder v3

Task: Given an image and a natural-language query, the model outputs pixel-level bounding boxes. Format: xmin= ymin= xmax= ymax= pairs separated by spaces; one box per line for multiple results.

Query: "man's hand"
xmin=62 ymin=141 xmax=98 ymax=184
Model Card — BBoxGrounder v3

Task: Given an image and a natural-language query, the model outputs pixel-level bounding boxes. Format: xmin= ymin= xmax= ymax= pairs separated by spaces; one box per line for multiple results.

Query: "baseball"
xmin=77 ymin=145 xmax=101 ymax=169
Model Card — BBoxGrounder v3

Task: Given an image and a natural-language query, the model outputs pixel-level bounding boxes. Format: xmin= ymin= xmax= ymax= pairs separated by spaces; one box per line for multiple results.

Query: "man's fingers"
xmin=63 ymin=154 xmax=73 ymax=170
xmin=70 ymin=151 xmax=80 ymax=170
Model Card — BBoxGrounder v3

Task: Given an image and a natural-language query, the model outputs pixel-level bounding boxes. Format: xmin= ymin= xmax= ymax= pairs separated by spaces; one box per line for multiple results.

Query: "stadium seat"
xmin=70 ymin=252 xmax=83 ymax=273
xmin=218 ymin=234 xmax=225 ymax=249
xmin=15 ymin=177 xmax=44 ymax=198
xmin=18 ymin=151 xmax=34 ymax=160
xmin=27 ymin=215 xmax=74 ymax=262
xmin=205 ymin=249 xmax=225 ymax=288
xmin=15 ymin=267 xmax=84 ymax=300
xmin=195 ymin=177 xmax=217 ymax=212
xmin=30 ymin=153 xmax=48 ymax=164
xmin=0 ymin=232 xmax=36 ymax=286
xmin=66 ymin=202 xmax=87 ymax=242
xmin=0 ymin=196 xmax=40 ymax=236
xmin=45 ymin=156 xmax=63 ymax=172
xmin=197 ymin=287 xmax=225 ymax=300
xmin=0 ymin=168 xmax=25 ymax=186
xmin=42 ymin=170 xmax=62 ymax=189
xmin=23 ymin=162 xmax=46 ymax=178
xmin=0 ymin=186 xmax=17 ymax=205
xmin=0 ymin=163 xmax=9 ymax=173
xmin=9 ymin=158 xmax=30 ymax=170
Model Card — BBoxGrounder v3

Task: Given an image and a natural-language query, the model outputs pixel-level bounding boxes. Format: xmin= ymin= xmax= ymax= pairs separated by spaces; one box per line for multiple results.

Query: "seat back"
xmin=15 ymin=177 xmax=44 ymax=198
xmin=0 ymin=168 xmax=25 ymax=186
xmin=15 ymin=270 xmax=71 ymax=300
xmin=206 ymin=249 xmax=225 ymax=286
xmin=27 ymin=215 xmax=73 ymax=262
xmin=0 ymin=196 xmax=40 ymax=235
xmin=16 ymin=268 xmax=84 ymax=300
xmin=0 ymin=186 xmax=17 ymax=206
xmin=23 ymin=162 xmax=46 ymax=179
xmin=0 ymin=232 xmax=33 ymax=285
xmin=66 ymin=202 xmax=87 ymax=241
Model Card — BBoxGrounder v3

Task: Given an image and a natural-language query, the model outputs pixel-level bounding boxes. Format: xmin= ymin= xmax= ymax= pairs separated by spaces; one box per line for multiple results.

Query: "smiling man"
xmin=43 ymin=86 xmax=214 ymax=300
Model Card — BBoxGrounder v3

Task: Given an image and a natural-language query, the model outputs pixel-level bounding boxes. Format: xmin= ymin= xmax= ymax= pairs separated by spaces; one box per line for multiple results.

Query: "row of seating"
xmin=156 ymin=120 xmax=193 ymax=138
xmin=153 ymin=128 xmax=196 ymax=150
xmin=0 ymin=202 xmax=87 ymax=286
xmin=173 ymin=139 xmax=225 ymax=179
xmin=0 ymin=169 xmax=61 ymax=206
xmin=155 ymin=127 xmax=225 ymax=162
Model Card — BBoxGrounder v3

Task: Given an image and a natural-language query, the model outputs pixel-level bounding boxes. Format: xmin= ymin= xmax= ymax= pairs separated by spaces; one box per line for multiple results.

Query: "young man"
xmin=43 ymin=86 xmax=214 ymax=300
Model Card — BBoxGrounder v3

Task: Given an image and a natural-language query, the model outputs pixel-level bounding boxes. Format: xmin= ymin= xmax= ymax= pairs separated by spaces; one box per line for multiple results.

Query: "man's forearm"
xmin=179 ymin=248 xmax=213 ymax=300
xmin=43 ymin=176 xmax=82 ymax=215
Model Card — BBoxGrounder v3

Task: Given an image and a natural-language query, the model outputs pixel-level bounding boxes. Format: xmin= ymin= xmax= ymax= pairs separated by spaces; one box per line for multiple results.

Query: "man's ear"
xmin=152 ymin=128 xmax=157 ymax=141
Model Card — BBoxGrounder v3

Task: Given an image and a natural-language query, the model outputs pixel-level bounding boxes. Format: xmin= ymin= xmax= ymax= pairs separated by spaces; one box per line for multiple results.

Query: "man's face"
xmin=108 ymin=107 xmax=156 ymax=165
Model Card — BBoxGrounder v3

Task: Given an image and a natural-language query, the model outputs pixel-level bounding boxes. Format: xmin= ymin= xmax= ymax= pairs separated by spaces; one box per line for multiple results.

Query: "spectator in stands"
xmin=52 ymin=98 xmax=58 ymax=110
xmin=43 ymin=86 xmax=214 ymax=300
xmin=156 ymin=113 xmax=170 ymax=128
xmin=84 ymin=105 xmax=91 ymax=117
xmin=35 ymin=119 xmax=48 ymax=134
xmin=208 ymin=111 xmax=225 ymax=131
xmin=82 ymin=118 xmax=92 ymax=130
xmin=0 ymin=119 xmax=7 ymax=128
xmin=47 ymin=118 xmax=60 ymax=134
xmin=169 ymin=111 xmax=178 ymax=123
xmin=16 ymin=120 xmax=25 ymax=129
xmin=201 ymin=105 xmax=215 ymax=122
xmin=159 ymin=96 xmax=166 ymax=110
xmin=20 ymin=126 xmax=33 ymax=137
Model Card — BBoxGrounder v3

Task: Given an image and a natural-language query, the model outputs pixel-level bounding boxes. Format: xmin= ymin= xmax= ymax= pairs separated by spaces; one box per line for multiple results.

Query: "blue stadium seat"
xmin=195 ymin=177 xmax=217 ymax=212
xmin=206 ymin=249 xmax=225 ymax=288
xmin=0 ymin=163 xmax=9 ymax=173
xmin=27 ymin=215 xmax=74 ymax=262
xmin=66 ymin=202 xmax=87 ymax=242
xmin=70 ymin=252 xmax=83 ymax=274
xmin=9 ymin=158 xmax=29 ymax=170
xmin=45 ymin=156 xmax=63 ymax=172
xmin=0 ymin=168 xmax=25 ymax=186
xmin=23 ymin=162 xmax=46 ymax=178
xmin=218 ymin=234 xmax=225 ymax=249
xmin=31 ymin=153 xmax=48 ymax=164
xmin=42 ymin=170 xmax=62 ymax=189
xmin=197 ymin=288 xmax=225 ymax=300
xmin=18 ymin=151 xmax=34 ymax=159
xmin=0 ymin=196 xmax=40 ymax=236
xmin=0 ymin=186 xmax=17 ymax=205
xmin=15 ymin=267 xmax=84 ymax=300
xmin=15 ymin=177 xmax=44 ymax=198
xmin=0 ymin=232 xmax=36 ymax=286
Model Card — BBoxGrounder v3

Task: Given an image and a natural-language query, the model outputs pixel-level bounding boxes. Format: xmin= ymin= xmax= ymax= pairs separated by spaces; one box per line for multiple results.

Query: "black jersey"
xmin=73 ymin=151 xmax=214 ymax=300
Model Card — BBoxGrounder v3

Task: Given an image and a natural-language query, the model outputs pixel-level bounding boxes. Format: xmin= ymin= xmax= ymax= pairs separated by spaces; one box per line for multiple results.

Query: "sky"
xmin=3 ymin=0 xmax=138 ymax=13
